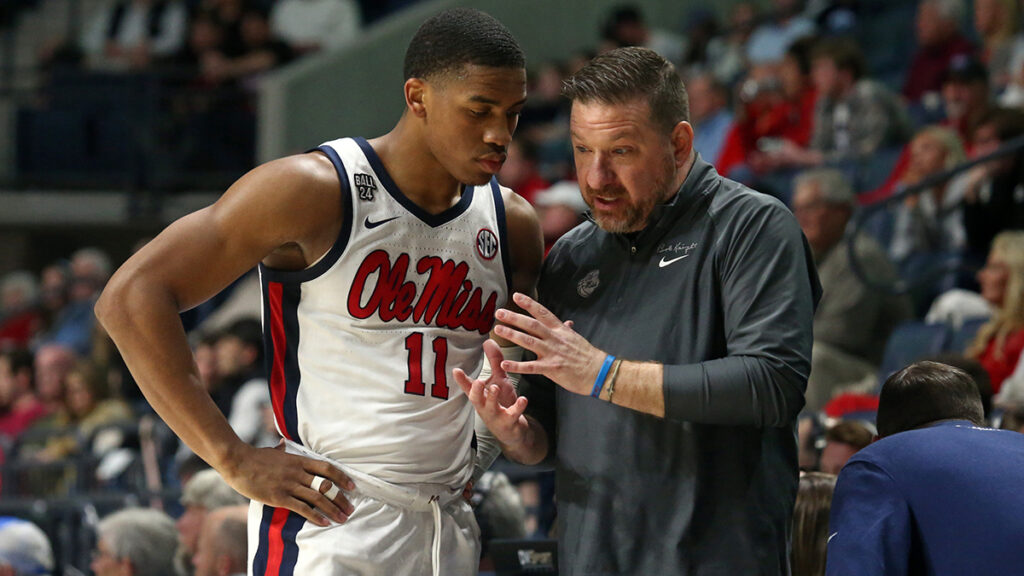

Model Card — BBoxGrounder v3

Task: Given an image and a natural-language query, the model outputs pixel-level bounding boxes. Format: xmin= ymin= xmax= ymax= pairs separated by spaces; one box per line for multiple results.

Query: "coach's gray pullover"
xmin=523 ymin=156 xmax=821 ymax=575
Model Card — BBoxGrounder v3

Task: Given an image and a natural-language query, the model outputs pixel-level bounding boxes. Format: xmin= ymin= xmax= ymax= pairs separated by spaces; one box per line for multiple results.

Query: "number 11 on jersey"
xmin=404 ymin=332 xmax=449 ymax=399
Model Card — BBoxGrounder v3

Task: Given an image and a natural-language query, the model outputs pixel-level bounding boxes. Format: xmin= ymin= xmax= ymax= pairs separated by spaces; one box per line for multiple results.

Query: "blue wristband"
xmin=590 ymin=355 xmax=616 ymax=397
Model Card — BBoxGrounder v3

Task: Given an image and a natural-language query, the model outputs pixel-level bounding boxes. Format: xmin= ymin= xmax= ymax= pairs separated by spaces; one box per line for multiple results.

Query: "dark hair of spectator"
xmin=786 ymin=35 xmax=818 ymax=76
xmin=877 ymin=361 xmax=986 ymax=437
xmin=975 ymin=107 xmax=1024 ymax=143
xmin=825 ymin=420 xmax=874 ymax=450
xmin=812 ymin=37 xmax=867 ymax=81
xmin=561 ymin=46 xmax=689 ymax=133
xmin=403 ymin=8 xmax=525 ymax=82
xmin=791 ymin=472 xmax=836 ymax=576
xmin=219 ymin=317 xmax=264 ymax=365
xmin=1 ymin=348 xmax=35 ymax=381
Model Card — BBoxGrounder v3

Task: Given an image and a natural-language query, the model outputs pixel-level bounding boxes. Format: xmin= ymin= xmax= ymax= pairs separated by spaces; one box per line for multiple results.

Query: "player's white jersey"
xmin=258 ymin=137 xmax=511 ymax=487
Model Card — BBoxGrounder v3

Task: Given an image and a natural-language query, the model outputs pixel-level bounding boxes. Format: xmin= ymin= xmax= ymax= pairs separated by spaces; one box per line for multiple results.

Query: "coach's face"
xmin=570 ymin=98 xmax=693 ymax=233
xmin=414 ymin=64 xmax=527 ymax=187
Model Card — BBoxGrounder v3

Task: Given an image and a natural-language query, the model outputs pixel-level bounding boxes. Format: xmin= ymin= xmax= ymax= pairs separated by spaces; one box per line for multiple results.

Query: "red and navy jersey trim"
xmin=354 ymin=137 xmax=475 ymax=228
xmin=252 ymin=504 xmax=305 ymax=575
xmin=262 ymin=280 xmax=303 ymax=445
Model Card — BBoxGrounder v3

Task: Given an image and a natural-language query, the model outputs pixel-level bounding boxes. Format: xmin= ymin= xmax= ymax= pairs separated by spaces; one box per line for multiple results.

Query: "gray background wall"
xmin=258 ymin=0 xmax=740 ymax=161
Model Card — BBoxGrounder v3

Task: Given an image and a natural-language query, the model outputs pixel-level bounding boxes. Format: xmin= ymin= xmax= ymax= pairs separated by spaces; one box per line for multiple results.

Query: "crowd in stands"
xmin=2 ymin=0 xmax=1024 ymax=574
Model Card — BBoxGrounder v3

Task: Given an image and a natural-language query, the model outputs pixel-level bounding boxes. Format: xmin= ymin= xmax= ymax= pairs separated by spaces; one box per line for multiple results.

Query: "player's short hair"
xmin=876 ymin=361 xmax=985 ymax=437
xmin=403 ymin=8 xmax=524 ymax=82
xmin=562 ymin=46 xmax=689 ymax=134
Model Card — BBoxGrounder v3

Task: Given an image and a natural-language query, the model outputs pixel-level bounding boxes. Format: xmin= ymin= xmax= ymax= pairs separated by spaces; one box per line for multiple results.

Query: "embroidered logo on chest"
xmin=577 ymin=270 xmax=600 ymax=298
xmin=476 ymin=228 xmax=498 ymax=260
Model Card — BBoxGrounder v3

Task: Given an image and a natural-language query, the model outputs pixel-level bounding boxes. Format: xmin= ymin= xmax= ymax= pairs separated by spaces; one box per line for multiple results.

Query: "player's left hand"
xmin=492 ymin=292 xmax=607 ymax=396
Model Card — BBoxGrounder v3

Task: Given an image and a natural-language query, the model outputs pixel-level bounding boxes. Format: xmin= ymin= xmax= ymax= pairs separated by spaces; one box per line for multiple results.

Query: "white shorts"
xmin=246 ymin=441 xmax=480 ymax=576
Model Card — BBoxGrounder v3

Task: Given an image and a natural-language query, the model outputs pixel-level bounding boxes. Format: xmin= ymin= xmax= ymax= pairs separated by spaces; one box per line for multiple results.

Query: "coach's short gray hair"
xmin=97 ymin=508 xmax=178 ymax=576
xmin=794 ymin=168 xmax=856 ymax=209
xmin=181 ymin=468 xmax=247 ymax=509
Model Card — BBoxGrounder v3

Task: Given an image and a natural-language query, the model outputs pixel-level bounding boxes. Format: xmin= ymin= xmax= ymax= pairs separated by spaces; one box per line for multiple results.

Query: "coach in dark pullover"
xmin=457 ymin=47 xmax=820 ymax=575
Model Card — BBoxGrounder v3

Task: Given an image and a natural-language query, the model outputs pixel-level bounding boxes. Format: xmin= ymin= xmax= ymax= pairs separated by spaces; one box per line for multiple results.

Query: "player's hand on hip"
xmin=492 ymin=292 xmax=606 ymax=396
xmin=454 ymin=339 xmax=531 ymax=446
xmin=222 ymin=442 xmax=355 ymax=527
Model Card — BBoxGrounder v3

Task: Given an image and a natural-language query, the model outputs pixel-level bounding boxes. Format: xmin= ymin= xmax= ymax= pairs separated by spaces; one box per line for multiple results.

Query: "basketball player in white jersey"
xmin=96 ymin=8 xmax=542 ymax=575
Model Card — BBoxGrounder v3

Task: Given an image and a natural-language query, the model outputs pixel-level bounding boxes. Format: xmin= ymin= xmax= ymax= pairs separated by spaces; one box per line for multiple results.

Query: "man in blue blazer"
xmin=826 ymin=360 xmax=1024 ymax=575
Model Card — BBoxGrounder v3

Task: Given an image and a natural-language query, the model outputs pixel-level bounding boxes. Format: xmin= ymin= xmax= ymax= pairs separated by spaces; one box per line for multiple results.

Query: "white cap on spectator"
xmin=533 ymin=180 xmax=589 ymax=214
xmin=0 ymin=517 xmax=54 ymax=575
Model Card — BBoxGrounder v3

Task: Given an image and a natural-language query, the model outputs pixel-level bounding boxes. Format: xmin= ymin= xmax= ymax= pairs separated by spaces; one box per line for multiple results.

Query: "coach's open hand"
xmin=491 ymin=292 xmax=607 ymax=396
xmin=221 ymin=442 xmax=355 ymax=527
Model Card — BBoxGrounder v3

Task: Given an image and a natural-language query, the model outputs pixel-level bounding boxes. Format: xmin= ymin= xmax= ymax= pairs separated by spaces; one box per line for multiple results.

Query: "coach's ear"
xmin=405 ymin=77 xmax=428 ymax=118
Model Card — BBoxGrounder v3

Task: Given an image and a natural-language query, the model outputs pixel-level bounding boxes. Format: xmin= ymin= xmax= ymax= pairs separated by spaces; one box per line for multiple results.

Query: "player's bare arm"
xmin=454 ymin=188 xmax=550 ymax=466
xmin=95 ymin=152 xmax=356 ymax=526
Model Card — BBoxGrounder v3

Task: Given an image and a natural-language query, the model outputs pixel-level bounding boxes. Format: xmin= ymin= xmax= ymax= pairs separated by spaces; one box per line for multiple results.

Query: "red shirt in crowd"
xmin=902 ymin=34 xmax=976 ymax=102
xmin=978 ymin=328 xmax=1024 ymax=395
xmin=717 ymin=86 xmax=817 ymax=177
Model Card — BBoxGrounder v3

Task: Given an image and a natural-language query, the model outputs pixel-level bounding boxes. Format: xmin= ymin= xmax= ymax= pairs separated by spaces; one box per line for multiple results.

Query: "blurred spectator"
xmin=200 ymin=9 xmax=295 ymax=86
xmin=942 ymin=56 xmax=994 ymax=151
xmin=192 ymin=505 xmax=248 ymax=576
xmin=687 ymin=72 xmax=733 ymax=166
xmin=35 ymin=264 xmax=69 ymax=341
xmin=973 ymin=0 xmax=1019 ymax=92
xmin=270 ymin=0 xmax=361 ymax=54
xmin=39 ymin=248 xmax=112 ymax=356
xmin=889 ymin=126 xmax=968 ymax=269
xmin=0 ymin=517 xmax=54 ymax=576
xmin=810 ymin=0 xmax=860 ymax=37
xmin=533 ymin=181 xmax=589 ymax=255
xmin=966 ymin=231 xmax=1024 ymax=396
xmin=1000 ymin=30 xmax=1024 ymax=106
xmin=706 ymin=2 xmax=758 ymax=85
xmin=497 ymin=140 xmax=549 ymax=205
xmin=826 ymin=361 xmax=1024 ymax=575
xmin=211 ymin=318 xmax=271 ymax=446
xmin=600 ymin=4 xmax=686 ymax=66
xmin=199 ymin=0 xmax=247 ymax=57
xmin=33 ymin=343 xmax=77 ymax=415
xmin=903 ymin=0 xmax=976 ymax=104
xmin=159 ymin=9 xmax=225 ymax=79
xmin=793 ymin=170 xmax=910 ymax=411
xmin=961 ymin=107 xmax=1024 ymax=262
xmin=175 ymin=468 xmax=248 ymax=576
xmin=80 ymin=0 xmax=189 ymax=71
xmin=0 ymin=349 xmax=48 ymax=440
xmin=745 ymin=0 xmax=816 ymax=66
xmin=861 ymin=56 xmax=992 ymax=204
xmin=718 ymin=35 xmax=817 ymax=179
xmin=92 ymin=508 xmax=178 ymax=576
xmin=768 ymin=38 xmax=909 ymax=172
xmin=0 ymin=272 xmax=42 ymax=350
xmin=679 ymin=8 xmax=719 ymax=74
xmin=819 ymin=420 xmax=873 ymax=475
xmin=31 ymin=360 xmax=133 ymax=463
xmin=473 ymin=471 xmax=527 ymax=573
xmin=791 ymin=472 xmax=835 ymax=576
xmin=999 ymin=403 xmax=1024 ymax=432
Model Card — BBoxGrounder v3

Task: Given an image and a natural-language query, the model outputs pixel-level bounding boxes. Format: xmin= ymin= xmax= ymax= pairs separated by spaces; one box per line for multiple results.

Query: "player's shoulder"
xmin=498 ymin=184 xmax=540 ymax=231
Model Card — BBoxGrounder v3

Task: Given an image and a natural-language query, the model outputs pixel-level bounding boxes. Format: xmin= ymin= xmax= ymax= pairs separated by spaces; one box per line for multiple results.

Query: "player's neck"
xmin=368 ymin=123 xmax=463 ymax=215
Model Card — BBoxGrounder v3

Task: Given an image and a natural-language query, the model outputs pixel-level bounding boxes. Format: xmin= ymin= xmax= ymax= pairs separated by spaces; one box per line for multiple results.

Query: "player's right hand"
xmin=221 ymin=442 xmax=355 ymax=527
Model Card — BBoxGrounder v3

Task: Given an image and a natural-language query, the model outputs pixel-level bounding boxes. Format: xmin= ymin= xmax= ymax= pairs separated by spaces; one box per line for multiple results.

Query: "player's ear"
xmin=405 ymin=78 xmax=428 ymax=118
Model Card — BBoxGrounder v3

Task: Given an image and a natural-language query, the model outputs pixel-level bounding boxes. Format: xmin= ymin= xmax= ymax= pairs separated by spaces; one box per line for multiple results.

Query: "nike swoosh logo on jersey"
xmin=658 ymin=254 xmax=690 ymax=267
xmin=364 ymin=216 xmax=400 ymax=229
